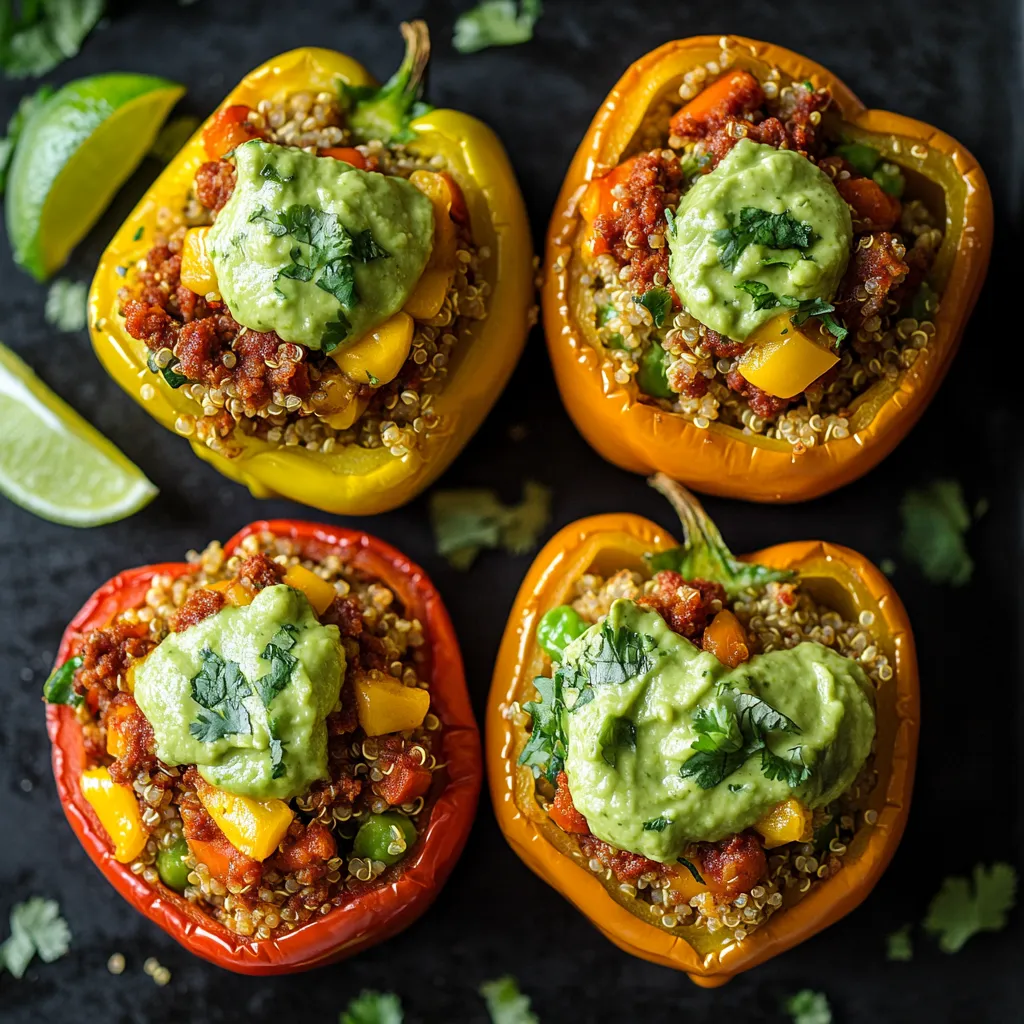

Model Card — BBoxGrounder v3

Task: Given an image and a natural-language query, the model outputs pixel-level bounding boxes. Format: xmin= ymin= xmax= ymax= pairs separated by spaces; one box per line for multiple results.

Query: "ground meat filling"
xmin=584 ymin=44 xmax=944 ymax=447
xmin=697 ymin=832 xmax=769 ymax=899
xmin=636 ymin=571 xmax=725 ymax=639
xmin=194 ymin=160 xmax=236 ymax=212
xmin=65 ymin=532 xmax=442 ymax=941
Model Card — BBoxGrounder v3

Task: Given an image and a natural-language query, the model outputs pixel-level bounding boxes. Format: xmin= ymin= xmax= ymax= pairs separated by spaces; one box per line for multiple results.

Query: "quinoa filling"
xmin=522 ymin=565 xmax=886 ymax=946
xmin=117 ymin=79 xmax=488 ymax=462
xmin=61 ymin=532 xmax=442 ymax=941
xmin=578 ymin=40 xmax=944 ymax=449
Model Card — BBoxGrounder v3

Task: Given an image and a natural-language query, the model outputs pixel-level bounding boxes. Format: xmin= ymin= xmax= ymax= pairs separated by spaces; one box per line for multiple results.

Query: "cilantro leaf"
xmin=147 ymin=350 xmax=188 ymax=389
xmin=453 ymin=0 xmax=543 ymax=55
xmin=923 ymin=863 xmax=1017 ymax=953
xmin=42 ymin=656 xmax=82 ymax=707
xmin=585 ymin=622 xmax=657 ymax=686
xmin=760 ymin=745 xmax=812 ymax=786
xmin=518 ymin=673 xmax=567 ymax=783
xmin=900 ymin=480 xmax=976 ymax=587
xmin=352 ymin=229 xmax=391 ymax=262
xmin=690 ymin=704 xmax=742 ymax=754
xmin=0 ymin=897 xmax=71 ymax=978
xmin=259 ymin=162 xmax=294 ymax=183
xmin=0 ymin=84 xmax=53 ymax=192
xmin=269 ymin=726 xmax=286 ymax=779
xmin=0 ymin=0 xmax=105 ymax=79
xmin=255 ymin=628 xmax=298 ymax=708
xmin=429 ymin=481 xmax=551 ymax=570
xmin=479 ymin=975 xmax=539 ymax=1024
xmin=677 ymin=855 xmax=705 ymax=883
xmin=735 ymin=280 xmax=783 ymax=311
xmin=643 ymin=817 xmax=671 ymax=832
xmin=340 ymin=990 xmax=404 ymax=1024
xmin=316 ymin=258 xmax=357 ymax=307
xmin=784 ymin=989 xmax=832 ymax=1024
xmin=714 ymin=207 xmax=813 ymax=271
xmin=646 ymin=474 xmax=796 ymax=598
xmin=321 ymin=316 xmax=352 ymax=354
xmin=44 ymin=278 xmax=87 ymax=332
xmin=790 ymin=296 xmax=848 ymax=343
xmin=598 ymin=716 xmax=635 ymax=767
xmin=188 ymin=649 xmax=252 ymax=741
xmin=734 ymin=691 xmax=801 ymax=736
xmin=189 ymin=701 xmax=251 ymax=742
xmin=680 ymin=741 xmax=759 ymax=789
xmin=633 ymin=286 xmax=673 ymax=328
xmin=886 ymin=923 xmax=914 ymax=961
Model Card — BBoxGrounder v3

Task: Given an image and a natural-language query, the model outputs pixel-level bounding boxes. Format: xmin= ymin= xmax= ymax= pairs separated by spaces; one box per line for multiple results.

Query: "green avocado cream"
xmin=563 ymin=600 xmax=875 ymax=862
xmin=207 ymin=140 xmax=434 ymax=350
xmin=667 ymin=139 xmax=853 ymax=342
xmin=134 ymin=584 xmax=344 ymax=800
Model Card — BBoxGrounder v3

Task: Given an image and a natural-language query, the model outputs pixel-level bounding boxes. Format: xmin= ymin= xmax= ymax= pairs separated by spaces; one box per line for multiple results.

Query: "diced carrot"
xmin=186 ymin=836 xmax=235 ymax=883
xmin=202 ymin=105 xmax=262 ymax=160
xmin=378 ymin=754 xmax=433 ymax=807
xmin=702 ymin=609 xmax=750 ymax=667
xmin=835 ymin=176 xmax=901 ymax=231
xmin=320 ymin=146 xmax=368 ymax=169
xmin=671 ymin=69 xmax=763 ymax=134
xmin=579 ymin=157 xmax=636 ymax=257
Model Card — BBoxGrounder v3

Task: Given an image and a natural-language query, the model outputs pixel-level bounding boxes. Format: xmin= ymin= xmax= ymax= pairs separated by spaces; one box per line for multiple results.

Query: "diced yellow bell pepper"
xmin=105 ymin=702 xmax=134 ymax=758
xmin=80 ymin=767 xmax=150 ymax=863
xmin=206 ymin=578 xmax=251 ymax=606
xmin=124 ymin=659 xmax=138 ymax=694
xmin=404 ymin=170 xmax=458 ymax=320
xmin=281 ymin=563 xmax=336 ymax=615
xmin=737 ymin=315 xmax=839 ymax=399
xmin=665 ymin=853 xmax=710 ymax=904
xmin=196 ymin=782 xmax=294 ymax=862
xmin=354 ymin=672 xmax=431 ymax=737
xmin=180 ymin=227 xmax=219 ymax=297
xmin=754 ymin=797 xmax=814 ymax=849
xmin=332 ymin=311 xmax=414 ymax=389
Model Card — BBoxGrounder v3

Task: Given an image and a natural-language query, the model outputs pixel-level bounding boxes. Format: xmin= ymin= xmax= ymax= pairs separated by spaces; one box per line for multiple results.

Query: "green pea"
xmin=353 ymin=813 xmax=418 ymax=866
xmin=872 ymin=162 xmax=905 ymax=198
xmin=834 ymin=142 xmax=881 ymax=177
xmin=156 ymin=835 xmax=192 ymax=892
xmin=536 ymin=605 xmax=587 ymax=662
xmin=637 ymin=341 xmax=675 ymax=400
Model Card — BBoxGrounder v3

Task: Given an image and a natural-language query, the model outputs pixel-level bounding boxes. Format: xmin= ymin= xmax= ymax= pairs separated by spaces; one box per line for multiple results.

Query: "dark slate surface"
xmin=1 ymin=1 xmax=1019 ymax=1021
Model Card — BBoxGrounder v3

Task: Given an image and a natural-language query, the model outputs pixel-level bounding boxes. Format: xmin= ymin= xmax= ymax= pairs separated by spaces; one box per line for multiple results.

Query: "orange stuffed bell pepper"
xmin=544 ymin=35 xmax=991 ymax=502
xmin=488 ymin=474 xmax=918 ymax=984
xmin=43 ymin=519 xmax=480 ymax=973
xmin=89 ymin=22 xmax=532 ymax=515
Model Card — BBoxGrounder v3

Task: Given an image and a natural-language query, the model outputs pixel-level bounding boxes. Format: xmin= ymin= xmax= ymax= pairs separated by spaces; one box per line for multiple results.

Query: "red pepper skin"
xmin=46 ymin=520 xmax=481 ymax=975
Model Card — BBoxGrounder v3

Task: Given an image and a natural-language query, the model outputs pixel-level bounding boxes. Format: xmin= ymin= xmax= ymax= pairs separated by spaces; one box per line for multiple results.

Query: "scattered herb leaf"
xmin=900 ymin=480 xmax=976 ymax=587
xmin=923 ymin=863 xmax=1017 ymax=953
xmin=784 ymin=989 xmax=832 ymax=1024
xmin=453 ymin=0 xmax=543 ymax=55
xmin=633 ymin=286 xmax=673 ymax=328
xmin=42 ymin=656 xmax=83 ymax=707
xmin=44 ymin=278 xmax=87 ymax=332
xmin=887 ymin=923 xmax=914 ymax=961
xmin=643 ymin=817 xmax=671 ymax=832
xmin=339 ymin=990 xmax=404 ymax=1024
xmin=479 ymin=975 xmax=539 ymax=1024
xmin=0 ymin=897 xmax=71 ymax=978
xmin=518 ymin=673 xmax=567 ymax=783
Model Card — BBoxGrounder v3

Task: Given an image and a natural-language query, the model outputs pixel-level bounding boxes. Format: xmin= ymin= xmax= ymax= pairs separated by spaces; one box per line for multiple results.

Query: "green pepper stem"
xmin=348 ymin=20 xmax=431 ymax=144
xmin=649 ymin=472 xmax=735 ymax=564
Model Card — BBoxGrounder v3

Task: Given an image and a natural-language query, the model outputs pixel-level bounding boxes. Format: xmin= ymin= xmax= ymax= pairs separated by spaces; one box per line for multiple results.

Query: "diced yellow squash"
xmin=737 ymin=315 xmax=839 ymax=399
xmin=196 ymin=783 xmax=294 ymax=862
xmin=332 ymin=311 xmax=414 ymax=389
xmin=754 ymin=798 xmax=814 ymax=849
xmin=180 ymin=227 xmax=219 ymax=297
xmin=354 ymin=672 xmax=431 ymax=737
xmin=282 ymin=563 xmax=336 ymax=615
xmin=404 ymin=170 xmax=458 ymax=320
xmin=105 ymin=702 xmax=134 ymax=757
xmin=80 ymin=767 xmax=149 ymax=863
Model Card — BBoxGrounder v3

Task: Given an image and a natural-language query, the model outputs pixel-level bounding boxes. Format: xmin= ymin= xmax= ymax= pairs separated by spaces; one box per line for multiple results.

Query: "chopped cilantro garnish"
xmin=429 ymin=481 xmax=551 ymax=570
xmin=886 ymin=923 xmax=914 ymax=961
xmin=188 ymin=649 xmax=253 ymax=742
xmin=643 ymin=816 xmax=671 ymax=832
xmin=340 ymin=990 xmax=405 ymax=1024
xmin=352 ymin=229 xmax=391 ymax=262
xmin=146 ymin=350 xmax=188 ymax=389
xmin=321 ymin=316 xmax=352 ymax=354
xmin=42 ymin=656 xmax=83 ymax=707
xmin=366 ymin=371 xmax=380 ymax=386
xmin=760 ymin=745 xmax=812 ymax=786
xmin=132 ymin=225 xmax=145 ymax=242
xmin=44 ymin=278 xmax=87 ymax=332
xmin=900 ymin=479 xmax=977 ymax=587
xmin=713 ymin=207 xmax=813 ymax=271
xmin=677 ymin=856 xmax=705 ymax=884
xmin=479 ymin=975 xmax=539 ymax=1024
xmin=453 ymin=0 xmax=543 ymax=55
xmin=598 ymin=716 xmax=635 ymax=767
xmin=0 ymin=897 xmax=71 ymax=978
xmin=255 ymin=623 xmax=298 ymax=708
xmin=783 ymin=989 xmax=832 ymax=1024
xmin=735 ymin=279 xmax=783 ymax=311
xmin=633 ymin=286 xmax=673 ymax=328
xmin=923 ymin=863 xmax=1017 ymax=953
xmin=789 ymin=295 xmax=848 ymax=343
xmin=259 ymin=162 xmax=294 ymax=183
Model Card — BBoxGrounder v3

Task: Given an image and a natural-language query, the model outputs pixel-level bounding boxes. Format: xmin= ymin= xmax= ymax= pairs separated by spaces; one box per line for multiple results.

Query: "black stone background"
xmin=1 ymin=1 xmax=1020 ymax=1021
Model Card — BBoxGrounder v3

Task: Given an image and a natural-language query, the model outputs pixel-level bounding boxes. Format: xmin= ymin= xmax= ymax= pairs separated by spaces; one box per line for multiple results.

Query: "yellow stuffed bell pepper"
xmin=89 ymin=22 xmax=533 ymax=515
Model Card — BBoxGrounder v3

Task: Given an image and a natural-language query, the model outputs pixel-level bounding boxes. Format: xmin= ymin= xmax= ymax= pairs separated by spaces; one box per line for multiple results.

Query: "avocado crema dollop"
xmin=207 ymin=139 xmax=435 ymax=351
xmin=562 ymin=600 xmax=875 ymax=863
xmin=667 ymin=138 xmax=853 ymax=342
xmin=133 ymin=584 xmax=344 ymax=801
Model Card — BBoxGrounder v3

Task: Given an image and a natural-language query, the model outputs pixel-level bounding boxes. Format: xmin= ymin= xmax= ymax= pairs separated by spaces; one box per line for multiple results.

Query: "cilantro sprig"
xmin=0 ymin=0 xmax=106 ymax=79
xmin=255 ymin=623 xmax=298 ymax=708
xmin=923 ymin=863 xmax=1017 ymax=953
xmin=714 ymin=207 xmax=813 ymax=272
xmin=900 ymin=479 xmax=977 ymax=587
xmin=479 ymin=975 xmax=539 ymax=1024
xmin=645 ymin=474 xmax=796 ymax=598
xmin=453 ymin=0 xmax=543 ymax=55
xmin=188 ymin=648 xmax=253 ymax=742
xmin=734 ymin=282 xmax=848 ymax=344
xmin=0 ymin=897 xmax=71 ymax=978
xmin=633 ymin=286 xmax=673 ymax=328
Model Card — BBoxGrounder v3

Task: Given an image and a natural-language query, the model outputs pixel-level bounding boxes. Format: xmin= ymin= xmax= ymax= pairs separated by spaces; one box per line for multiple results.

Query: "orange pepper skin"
xmin=46 ymin=520 xmax=481 ymax=975
xmin=486 ymin=513 xmax=919 ymax=986
xmin=543 ymin=35 xmax=993 ymax=502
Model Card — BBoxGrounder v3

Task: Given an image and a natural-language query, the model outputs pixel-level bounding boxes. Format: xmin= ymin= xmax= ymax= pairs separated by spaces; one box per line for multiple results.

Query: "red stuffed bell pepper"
xmin=44 ymin=521 xmax=480 ymax=973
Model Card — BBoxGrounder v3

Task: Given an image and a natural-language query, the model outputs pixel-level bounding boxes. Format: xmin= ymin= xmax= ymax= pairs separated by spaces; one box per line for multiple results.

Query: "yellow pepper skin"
xmin=754 ymin=798 xmax=814 ymax=849
xmin=196 ymin=780 xmax=295 ymax=862
xmin=80 ymin=767 xmax=149 ymax=863
xmin=89 ymin=44 xmax=533 ymax=515
xmin=281 ymin=563 xmax=336 ymax=615
xmin=354 ymin=672 xmax=431 ymax=736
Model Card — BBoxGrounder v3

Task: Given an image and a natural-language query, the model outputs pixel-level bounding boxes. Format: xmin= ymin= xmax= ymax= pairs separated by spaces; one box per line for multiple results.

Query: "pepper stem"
xmin=347 ymin=20 xmax=432 ymax=144
xmin=649 ymin=472 xmax=734 ymax=563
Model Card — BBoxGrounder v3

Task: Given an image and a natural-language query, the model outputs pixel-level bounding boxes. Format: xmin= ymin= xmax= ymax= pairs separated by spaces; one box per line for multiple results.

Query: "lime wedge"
xmin=0 ymin=343 xmax=157 ymax=526
xmin=6 ymin=73 xmax=184 ymax=281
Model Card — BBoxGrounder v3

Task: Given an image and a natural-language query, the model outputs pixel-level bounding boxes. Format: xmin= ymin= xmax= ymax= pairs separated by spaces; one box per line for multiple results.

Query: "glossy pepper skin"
xmin=89 ymin=44 xmax=533 ymax=515
xmin=487 ymin=515 xmax=918 ymax=985
xmin=46 ymin=520 xmax=481 ymax=974
xmin=543 ymin=35 xmax=992 ymax=502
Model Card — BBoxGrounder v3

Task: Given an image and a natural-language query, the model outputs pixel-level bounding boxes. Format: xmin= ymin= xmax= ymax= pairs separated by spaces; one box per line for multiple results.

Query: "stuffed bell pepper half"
xmin=44 ymin=521 xmax=480 ymax=973
xmin=488 ymin=476 xmax=918 ymax=983
xmin=90 ymin=22 xmax=533 ymax=515
xmin=544 ymin=35 xmax=992 ymax=501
